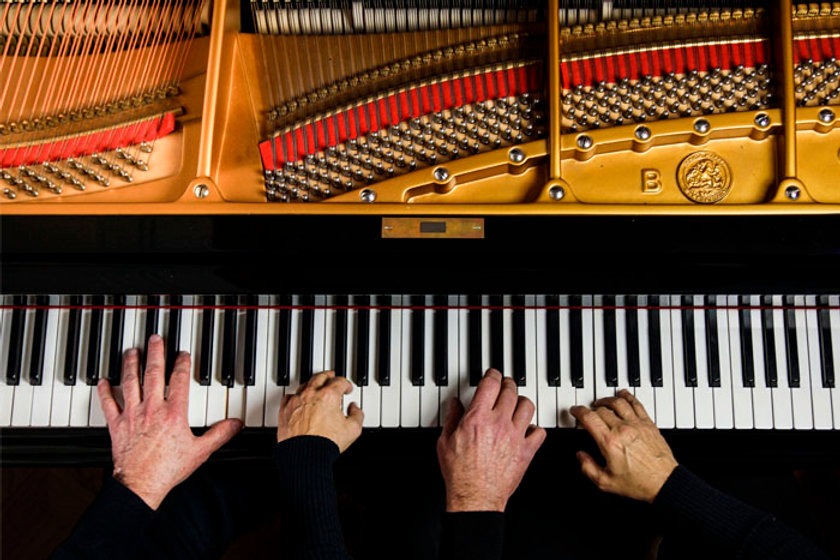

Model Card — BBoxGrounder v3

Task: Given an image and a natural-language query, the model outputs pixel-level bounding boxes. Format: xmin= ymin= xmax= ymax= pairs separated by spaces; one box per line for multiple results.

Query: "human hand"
xmin=570 ymin=389 xmax=678 ymax=503
xmin=437 ymin=369 xmax=546 ymax=512
xmin=97 ymin=335 xmax=243 ymax=510
xmin=277 ymin=371 xmax=364 ymax=453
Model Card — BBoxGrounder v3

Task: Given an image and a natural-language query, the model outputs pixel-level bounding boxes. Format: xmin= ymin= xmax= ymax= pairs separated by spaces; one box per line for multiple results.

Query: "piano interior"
xmin=1 ymin=2 xmax=840 ymax=558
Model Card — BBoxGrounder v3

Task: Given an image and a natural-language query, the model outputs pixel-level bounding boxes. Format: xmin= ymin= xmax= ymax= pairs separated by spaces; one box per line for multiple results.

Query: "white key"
xmin=577 ymin=295 xmax=596 ymax=408
xmin=345 ymin=296 xmax=362 ymax=413
xmin=49 ymin=298 xmax=74 ymax=427
xmin=791 ymin=295 xmax=814 ymax=429
xmin=670 ymin=296 xmax=694 ymax=429
xmin=535 ymin=295 xmax=556 ymax=428
xmin=615 ymin=295 xmax=630 ymax=394
xmin=438 ymin=295 xmax=459 ymax=425
xmin=502 ymin=295 xmax=514 ymax=381
xmin=481 ymin=295 xmax=492 ymax=375
xmin=108 ymin=295 xmax=138 ymax=416
xmin=634 ymin=296 xmax=656 ymax=423
xmin=400 ymin=296 xmax=420 ymax=427
xmin=748 ymin=295 xmax=773 ymax=429
xmin=188 ymin=297 xmax=210 ymax=427
xmin=206 ymin=298 xmax=228 ymax=425
xmin=380 ymin=295 xmax=402 ymax=427
xmin=312 ymin=295 xmax=326 ymax=373
xmin=556 ymin=295 xmax=575 ymax=427
xmin=362 ymin=296 xmax=382 ymax=428
xmin=727 ymin=295 xmax=753 ymax=429
xmin=89 ymin=299 xmax=112 ymax=428
xmin=69 ymin=299 xmax=93 ymax=427
xmin=457 ymin=295 xmax=475 ymax=409
xmin=420 ymin=295 xmax=438 ymax=427
xmin=263 ymin=295 xmax=285 ymax=428
xmin=32 ymin=297 xmax=61 ymax=427
xmin=286 ymin=295 xmax=303 ymax=395
xmin=829 ymin=295 xmax=840 ymax=429
xmin=323 ymin=295 xmax=336 ymax=373
xmin=770 ymin=295 xmax=794 ymax=429
xmin=653 ymin=296 xmax=675 ymax=429
xmin=521 ymin=295 xmax=538 ymax=417
xmin=805 ymin=295 xmax=833 ymax=429
xmin=711 ymin=295 xmax=734 ymax=429
xmin=692 ymin=295 xmax=715 ymax=429
xmin=225 ymin=303 xmax=247 ymax=421
xmin=0 ymin=296 xmax=15 ymax=426
xmin=246 ymin=297 xmax=269 ymax=427
xmin=11 ymin=301 xmax=36 ymax=426
xmin=592 ymin=295 xmax=611 ymax=403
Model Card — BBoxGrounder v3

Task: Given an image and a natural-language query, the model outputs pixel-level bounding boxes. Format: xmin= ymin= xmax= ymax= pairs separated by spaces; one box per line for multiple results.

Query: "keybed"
xmin=1 ymin=294 xmax=837 ymax=430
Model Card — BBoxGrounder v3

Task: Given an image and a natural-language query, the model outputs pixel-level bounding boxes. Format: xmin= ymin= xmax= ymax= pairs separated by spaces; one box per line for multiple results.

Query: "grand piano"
xmin=1 ymin=0 xmax=839 ymax=467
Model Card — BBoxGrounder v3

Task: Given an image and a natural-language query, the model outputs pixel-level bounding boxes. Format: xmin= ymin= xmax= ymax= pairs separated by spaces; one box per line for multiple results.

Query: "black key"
xmin=107 ymin=295 xmax=126 ymax=385
xmin=647 ymin=296 xmax=663 ymax=387
xmin=512 ymin=295 xmax=527 ymax=387
xmin=625 ymin=296 xmax=641 ymax=387
xmin=166 ymin=295 xmax=183 ymax=381
xmin=705 ymin=296 xmax=721 ymax=387
xmin=783 ymin=295 xmax=800 ymax=388
xmin=468 ymin=295 xmax=483 ymax=386
xmin=85 ymin=295 xmax=105 ymax=386
xmin=5 ymin=296 xmax=26 ymax=386
xmin=198 ymin=295 xmax=216 ymax=386
xmin=817 ymin=295 xmax=835 ymax=389
xmin=355 ymin=295 xmax=370 ymax=387
xmin=275 ymin=295 xmax=292 ymax=386
xmin=738 ymin=296 xmax=755 ymax=388
xmin=28 ymin=296 xmax=49 ymax=386
xmin=489 ymin=295 xmax=504 ymax=372
xmin=299 ymin=295 xmax=316 ymax=384
xmin=433 ymin=295 xmax=448 ymax=387
xmin=681 ymin=295 xmax=697 ymax=387
xmin=63 ymin=296 xmax=83 ymax=386
xmin=221 ymin=296 xmax=237 ymax=388
xmin=603 ymin=295 xmax=618 ymax=388
xmin=410 ymin=295 xmax=425 ymax=386
xmin=331 ymin=295 xmax=347 ymax=380
xmin=760 ymin=296 xmax=778 ymax=388
xmin=569 ymin=295 xmax=584 ymax=388
xmin=376 ymin=296 xmax=391 ymax=386
xmin=141 ymin=295 xmax=161 ymax=376
xmin=545 ymin=295 xmax=561 ymax=387
xmin=243 ymin=295 xmax=258 ymax=386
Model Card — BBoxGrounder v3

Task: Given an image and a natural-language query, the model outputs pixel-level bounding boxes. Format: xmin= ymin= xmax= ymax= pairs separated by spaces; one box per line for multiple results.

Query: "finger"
xmin=493 ymin=376 xmax=519 ymax=416
xmin=593 ymin=395 xmax=636 ymax=420
xmin=142 ymin=334 xmax=166 ymax=401
xmin=302 ymin=371 xmax=335 ymax=392
xmin=570 ymin=405 xmax=610 ymax=446
xmin=577 ymin=450 xmax=610 ymax=492
xmin=469 ymin=369 xmax=503 ymax=411
xmin=165 ymin=352 xmax=192 ymax=411
xmin=441 ymin=397 xmax=465 ymax=437
xmin=280 ymin=393 xmax=293 ymax=409
xmin=198 ymin=418 xmax=244 ymax=457
xmin=325 ymin=375 xmax=354 ymax=396
xmin=593 ymin=406 xmax=622 ymax=429
xmin=524 ymin=425 xmax=547 ymax=455
xmin=618 ymin=389 xmax=652 ymax=422
xmin=120 ymin=348 xmax=142 ymax=406
xmin=346 ymin=402 xmax=364 ymax=426
xmin=97 ymin=379 xmax=122 ymax=423
xmin=512 ymin=396 xmax=536 ymax=430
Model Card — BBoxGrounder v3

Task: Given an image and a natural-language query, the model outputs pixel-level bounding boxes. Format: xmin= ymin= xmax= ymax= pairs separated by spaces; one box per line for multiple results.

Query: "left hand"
xmin=98 ymin=335 xmax=243 ymax=510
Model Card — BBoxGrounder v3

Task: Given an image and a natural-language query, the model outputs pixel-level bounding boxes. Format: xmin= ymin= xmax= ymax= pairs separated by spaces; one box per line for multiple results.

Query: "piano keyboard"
xmin=1 ymin=294 xmax=837 ymax=430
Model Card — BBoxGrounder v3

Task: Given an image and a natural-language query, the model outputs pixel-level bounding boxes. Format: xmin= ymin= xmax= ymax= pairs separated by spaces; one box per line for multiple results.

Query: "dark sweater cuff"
xmin=440 ymin=512 xmax=505 ymax=560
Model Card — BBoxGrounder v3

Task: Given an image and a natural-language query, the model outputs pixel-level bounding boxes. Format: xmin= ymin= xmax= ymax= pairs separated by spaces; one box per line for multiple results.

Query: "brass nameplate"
xmin=381 ymin=217 xmax=485 ymax=239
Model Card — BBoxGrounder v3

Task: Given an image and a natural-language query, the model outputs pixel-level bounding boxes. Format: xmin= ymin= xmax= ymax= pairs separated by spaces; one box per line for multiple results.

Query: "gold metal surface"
xmin=2 ymin=0 xmax=839 ymax=214
xmin=381 ymin=217 xmax=485 ymax=238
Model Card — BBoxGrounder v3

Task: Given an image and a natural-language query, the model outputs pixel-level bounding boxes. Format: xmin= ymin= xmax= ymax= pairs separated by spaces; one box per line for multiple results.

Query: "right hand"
xmin=437 ymin=369 xmax=546 ymax=512
xmin=277 ymin=371 xmax=364 ymax=453
xmin=570 ymin=389 xmax=678 ymax=503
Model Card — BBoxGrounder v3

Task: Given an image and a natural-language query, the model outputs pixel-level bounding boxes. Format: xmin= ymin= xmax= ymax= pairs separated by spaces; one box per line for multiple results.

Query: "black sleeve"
xmin=438 ymin=511 xmax=505 ymax=560
xmin=653 ymin=465 xmax=831 ymax=560
xmin=51 ymin=477 xmax=156 ymax=560
xmin=274 ymin=435 xmax=352 ymax=560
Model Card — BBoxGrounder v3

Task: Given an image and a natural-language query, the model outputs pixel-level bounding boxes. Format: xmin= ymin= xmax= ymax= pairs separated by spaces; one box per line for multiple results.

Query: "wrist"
xmin=445 ymin=492 xmax=507 ymax=513
xmin=114 ymin=471 xmax=168 ymax=510
xmin=643 ymin=461 xmax=679 ymax=503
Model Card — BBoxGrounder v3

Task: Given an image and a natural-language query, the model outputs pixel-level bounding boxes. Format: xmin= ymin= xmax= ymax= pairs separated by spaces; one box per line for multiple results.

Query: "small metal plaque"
xmin=382 ymin=217 xmax=485 ymax=239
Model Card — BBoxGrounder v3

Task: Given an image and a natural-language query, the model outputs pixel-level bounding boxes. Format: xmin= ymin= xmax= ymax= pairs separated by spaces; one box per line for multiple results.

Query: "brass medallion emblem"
xmin=677 ymin=151 xmax=732 ymax=204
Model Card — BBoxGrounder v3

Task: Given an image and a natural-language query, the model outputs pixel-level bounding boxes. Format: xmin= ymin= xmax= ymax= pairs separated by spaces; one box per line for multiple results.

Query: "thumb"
xmin=441 ymin=397 xmax=465 ymax=437
xmin=347 ymin=402 xmax=364 ymax=426
xmin=577 ymin=450 xmax=610 ymax=492
xmin=199 ymin=418 xmax=244 ymax=456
